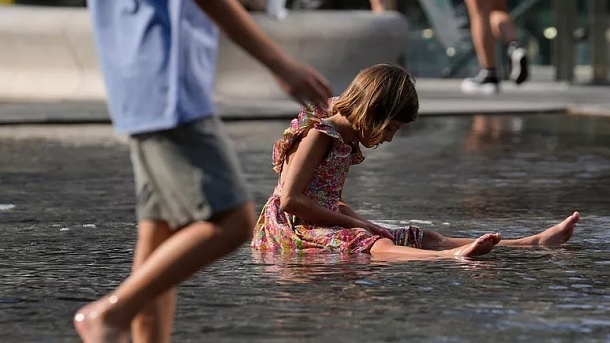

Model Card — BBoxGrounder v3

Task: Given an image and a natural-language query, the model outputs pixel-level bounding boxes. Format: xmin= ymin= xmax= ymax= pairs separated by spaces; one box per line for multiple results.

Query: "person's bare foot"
xmin=73 ymin=298 xmax=128 ymax=343
xmin=448 ymin=233 xmax=502 ymax=258
xmin=532 ymin=211 xmax=580 ymax=246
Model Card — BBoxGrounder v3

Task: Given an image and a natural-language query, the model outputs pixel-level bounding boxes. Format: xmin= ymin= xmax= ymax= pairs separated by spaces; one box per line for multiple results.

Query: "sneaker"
xmin=461 ymin=69 xmax=500 ymax=95
xmin=508 ymin=46 xmax=528 ymax=85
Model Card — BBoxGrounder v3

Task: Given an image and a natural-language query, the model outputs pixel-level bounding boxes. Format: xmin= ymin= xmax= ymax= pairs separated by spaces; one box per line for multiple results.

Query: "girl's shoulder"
xmin=287 ymin=100 xmax=344 ymax=141
xmin=272 ymin=100 xmax=344 ymax=173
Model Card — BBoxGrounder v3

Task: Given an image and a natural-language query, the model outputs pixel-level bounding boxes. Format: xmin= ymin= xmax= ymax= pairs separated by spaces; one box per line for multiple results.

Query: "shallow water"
xmin=1 ymin=114 xmax=609 ymax=342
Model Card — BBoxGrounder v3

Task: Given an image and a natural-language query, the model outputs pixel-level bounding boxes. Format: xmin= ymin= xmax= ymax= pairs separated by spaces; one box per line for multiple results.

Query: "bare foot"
xmin=74 ymin=299 xmax=128 ymax=343
xmin=533 ymin=211 xmax=580 ymax=246
xmin=449 ymin=233 xmax=502 ymax=258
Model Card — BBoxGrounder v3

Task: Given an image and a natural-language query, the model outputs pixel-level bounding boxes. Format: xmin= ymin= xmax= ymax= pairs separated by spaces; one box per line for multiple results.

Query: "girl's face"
xmin=359 ymin=120 xmax=406 ymax=148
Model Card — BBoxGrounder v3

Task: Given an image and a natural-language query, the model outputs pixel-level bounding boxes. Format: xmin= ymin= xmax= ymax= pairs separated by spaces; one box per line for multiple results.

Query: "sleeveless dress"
xmin=251 ymin=101 xmax=423 ymax=254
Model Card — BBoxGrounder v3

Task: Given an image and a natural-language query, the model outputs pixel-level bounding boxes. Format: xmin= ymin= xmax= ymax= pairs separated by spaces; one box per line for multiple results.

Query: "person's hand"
xmin=362 ymin=221 xmax=394 ymax=240
xmin=273 ymin=59 xmax=333 ymax=108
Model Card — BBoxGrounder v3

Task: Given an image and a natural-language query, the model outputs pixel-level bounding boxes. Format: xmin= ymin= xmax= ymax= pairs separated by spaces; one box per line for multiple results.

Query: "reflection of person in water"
xmin=462 ymin=115 xmax=524 ymax=154
xmin=253 ymin=250 xmax=372 ymax=284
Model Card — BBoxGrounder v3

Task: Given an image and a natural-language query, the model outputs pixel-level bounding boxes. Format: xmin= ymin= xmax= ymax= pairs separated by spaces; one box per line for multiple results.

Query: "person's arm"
xmin=279 ymin=129 xmax=362 ymax=228
xmin=338 ymin=199 xmax=368 ymax=221
xmin=195 ymin=0 xmax=332 ymax=107
xmin=339 ymin=199 xmax=393 ymax=239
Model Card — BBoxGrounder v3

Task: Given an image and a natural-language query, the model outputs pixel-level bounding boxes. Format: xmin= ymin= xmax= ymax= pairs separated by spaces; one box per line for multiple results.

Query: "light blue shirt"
xmin=88 ymin=0 xmax=218 ymax=134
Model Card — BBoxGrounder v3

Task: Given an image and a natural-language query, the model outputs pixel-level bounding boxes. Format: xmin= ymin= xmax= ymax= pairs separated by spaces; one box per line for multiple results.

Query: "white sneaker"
xmin=461 ymin=70 xmax=500 ymax=95
xmin=508 ymin=46 xmax=528 ymax=85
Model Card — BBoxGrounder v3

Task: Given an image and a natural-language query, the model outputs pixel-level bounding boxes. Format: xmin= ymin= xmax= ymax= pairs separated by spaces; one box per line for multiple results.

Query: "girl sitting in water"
xmin=251 ymin=64 xmax=580 ymax=259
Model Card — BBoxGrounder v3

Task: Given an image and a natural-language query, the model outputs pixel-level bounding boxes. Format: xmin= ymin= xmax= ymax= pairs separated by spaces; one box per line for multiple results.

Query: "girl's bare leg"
xmin=370 ymin=233 xmax=502 ymax=259
xmin=422 ymin=212 xmax=580 ymax=248
xmin=131 ymin=220 xmax=176 ymax=343
xmin=74 ymin=202 xmax=256 ymax=343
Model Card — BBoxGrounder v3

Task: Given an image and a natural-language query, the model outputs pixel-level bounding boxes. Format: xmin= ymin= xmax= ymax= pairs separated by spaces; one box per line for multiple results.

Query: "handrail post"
xmin=589 ymin=0 xmax=608 ymax=84
xmin=553 ymin=0 xmax=577 ymax=82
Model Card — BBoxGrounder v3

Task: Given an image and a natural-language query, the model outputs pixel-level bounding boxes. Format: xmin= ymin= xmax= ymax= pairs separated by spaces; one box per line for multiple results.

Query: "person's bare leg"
xmin=489 ymin=0 xmax=528 ymax=84
xmin=422 ymin=212 xmax=580 ymax=248
xmin=74 ymin=202 xmax=256 ymax=343
xmin=465 ymin=0 xmax=496 ymax=69
xmin=370 ymin=233 xmax=502 ymax=259
xmin=131 ymin=220 xmax=176 ymax=343
xmin=506 ymin=211 xmax=580 ymax=246
xmin=369 ymin=0 xmax=385 ymax=13
xmin=489 ymin=0 xmax=518 ymax=43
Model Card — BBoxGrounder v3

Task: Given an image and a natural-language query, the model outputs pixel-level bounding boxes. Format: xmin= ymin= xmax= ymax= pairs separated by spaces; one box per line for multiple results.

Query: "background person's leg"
xmin=489 ymin=0 xmax=517 ymax=42
xmin=369 ymin=0 xmax=384 ymax=12
xmin=465 ymin=0 xmax=496 ymax=69
xmin=489 ymin=0 xmax=529 ymax=84
xmin=461 ymin=0 xmax=500 ymax=94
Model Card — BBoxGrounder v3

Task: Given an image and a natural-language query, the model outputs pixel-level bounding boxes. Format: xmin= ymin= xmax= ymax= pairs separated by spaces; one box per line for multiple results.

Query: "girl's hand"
xmin=362 ymin=222 xmax=394 ymax=240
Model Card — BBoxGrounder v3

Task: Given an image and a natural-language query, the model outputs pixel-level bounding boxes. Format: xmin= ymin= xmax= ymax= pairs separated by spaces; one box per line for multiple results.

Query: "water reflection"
xmin=463 ymin=115 xmax=525 ymax=154
xmin=253 ymin=250 xmax=373 ymax=284
xmin=1 ymin=115 xmax=610 ymax=342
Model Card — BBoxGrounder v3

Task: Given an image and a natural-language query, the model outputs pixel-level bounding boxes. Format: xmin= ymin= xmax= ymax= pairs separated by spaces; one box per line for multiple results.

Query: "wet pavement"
xmin=1 ymin=113 xmax=609 ymax=342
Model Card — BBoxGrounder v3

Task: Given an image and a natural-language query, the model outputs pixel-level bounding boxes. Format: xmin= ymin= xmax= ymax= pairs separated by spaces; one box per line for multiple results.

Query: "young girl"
xmin=251 ymin=64 xmax=580 ymax=259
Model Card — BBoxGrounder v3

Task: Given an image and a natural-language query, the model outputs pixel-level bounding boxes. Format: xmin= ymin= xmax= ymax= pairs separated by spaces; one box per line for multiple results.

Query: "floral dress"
xmin=251 ymin=101 xmax=423 ymax=254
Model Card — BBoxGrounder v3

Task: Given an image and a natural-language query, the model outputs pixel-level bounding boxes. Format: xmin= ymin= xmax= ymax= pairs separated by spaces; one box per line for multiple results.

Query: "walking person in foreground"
xmin=252 ymin=63 xmax=579 ymax=258
xmin=75 ymin=0 xmax=332 ymax=342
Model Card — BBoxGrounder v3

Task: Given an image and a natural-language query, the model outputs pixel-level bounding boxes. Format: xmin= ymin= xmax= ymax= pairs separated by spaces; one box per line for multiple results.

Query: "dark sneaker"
xmin=508 ymin=46 xmax=528 ymax=85
xmin=461 ymin=70 xmax=500 ymax=95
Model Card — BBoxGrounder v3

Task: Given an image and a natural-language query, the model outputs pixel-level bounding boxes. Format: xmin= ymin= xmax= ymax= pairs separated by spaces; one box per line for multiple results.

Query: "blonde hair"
xmin=332 ymin=64 xmax=419 ymax=145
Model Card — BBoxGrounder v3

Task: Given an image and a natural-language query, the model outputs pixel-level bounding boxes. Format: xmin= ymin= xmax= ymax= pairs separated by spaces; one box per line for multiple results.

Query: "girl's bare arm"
xmin=338 ymin=199 xmax=368 ymax=222
xmin=339 ymin=199 xmax=393 ymax=239
xmin=279 ymin=129 xmax=363 ymax=229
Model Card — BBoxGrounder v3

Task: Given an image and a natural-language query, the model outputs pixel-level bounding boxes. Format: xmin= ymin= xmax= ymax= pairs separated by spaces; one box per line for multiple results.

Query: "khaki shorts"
xmin=129 ymin=116 xmax=251 ymax=229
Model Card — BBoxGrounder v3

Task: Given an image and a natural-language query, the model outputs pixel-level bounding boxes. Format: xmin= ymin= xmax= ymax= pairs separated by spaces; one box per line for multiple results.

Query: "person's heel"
xmin=508 ymin=47 xmax=528 ymax=85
